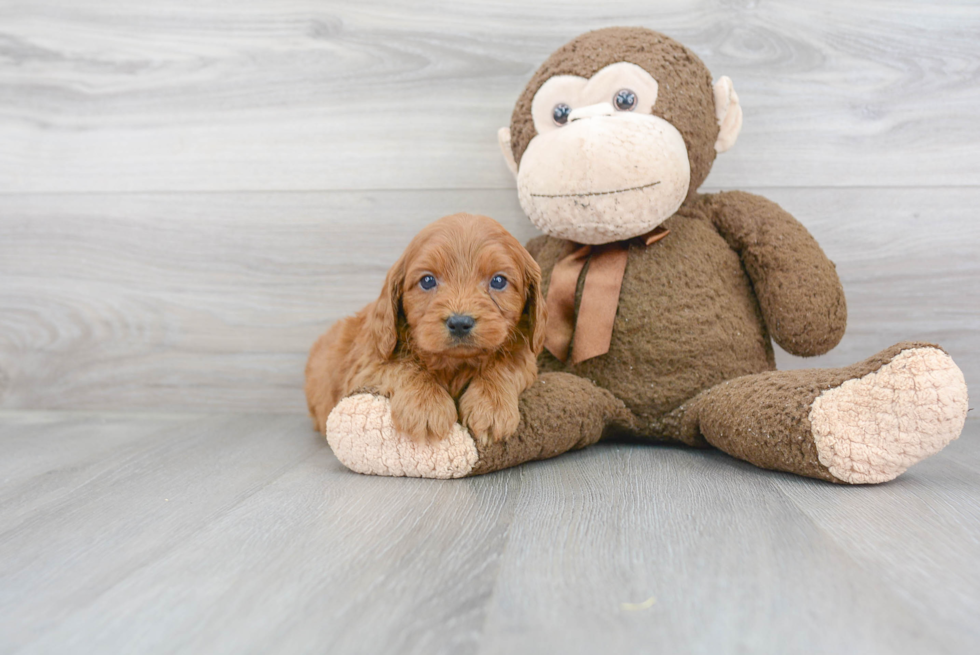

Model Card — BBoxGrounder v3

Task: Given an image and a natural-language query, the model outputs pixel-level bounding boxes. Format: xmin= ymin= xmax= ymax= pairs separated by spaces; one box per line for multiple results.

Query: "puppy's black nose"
xmin=446 ymin=314 xmax=475 ymax=337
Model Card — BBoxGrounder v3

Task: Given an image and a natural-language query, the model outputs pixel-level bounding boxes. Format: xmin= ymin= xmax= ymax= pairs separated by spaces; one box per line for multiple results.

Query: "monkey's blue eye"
xmin=614 ymin=89 xmax=637 ymax=111
xmin=552 ymin=103 xmax=571 ymax=125
xmin=490 ymin=275 xmax=508 ymax=290
xmin=419 ymin=275 xmax=437 ymax=290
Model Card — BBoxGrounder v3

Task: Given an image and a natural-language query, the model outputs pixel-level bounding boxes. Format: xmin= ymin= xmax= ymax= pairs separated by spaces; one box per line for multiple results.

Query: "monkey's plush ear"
xmin=713 ymin=76 xmax=743 ymax=154
xmin=498 ymin=127 xmax=519 ymax=179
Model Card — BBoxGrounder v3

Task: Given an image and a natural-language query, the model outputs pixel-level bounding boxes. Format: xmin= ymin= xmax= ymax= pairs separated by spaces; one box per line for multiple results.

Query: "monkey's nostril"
xmin=446 ymin=314 xmax=476 ymax=337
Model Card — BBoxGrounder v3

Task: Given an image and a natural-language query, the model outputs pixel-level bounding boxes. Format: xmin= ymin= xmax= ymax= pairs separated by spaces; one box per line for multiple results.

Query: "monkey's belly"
xmin=539 ymin=215 xmax=775 ymax=427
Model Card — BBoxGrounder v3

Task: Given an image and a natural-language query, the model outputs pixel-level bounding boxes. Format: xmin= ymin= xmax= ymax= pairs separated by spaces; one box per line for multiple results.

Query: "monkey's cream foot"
xmin=689 ymin=341 xmax=968 ymax=484
xmin=326 ymin=395 xmax=478 ymax=479
xmin=809 ymin=346 xmax=968 ymax=484
xmin=325 ymin=373 xmax=630 ymax=478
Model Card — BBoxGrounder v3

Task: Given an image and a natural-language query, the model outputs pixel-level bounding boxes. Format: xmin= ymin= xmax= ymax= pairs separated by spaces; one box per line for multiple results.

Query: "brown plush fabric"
xmin=509 ymin=30 xmax=861 ymax=477
xmin=528 ymin=192 xmax=846 ymax=444
xmin=509 ymin=27 xmax=720 ymax=203
xmin=686 ymin=341 xmax=944 ymax=482
xmin=703 ymin=191 xmax=847 ymax=356
xmin=470 ymin=372 xmax=632 ymax=475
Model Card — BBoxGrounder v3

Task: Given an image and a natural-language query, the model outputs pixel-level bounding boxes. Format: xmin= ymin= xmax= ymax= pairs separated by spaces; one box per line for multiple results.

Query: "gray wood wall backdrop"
xmin=0 ymin=0 xmax=978 ymax=413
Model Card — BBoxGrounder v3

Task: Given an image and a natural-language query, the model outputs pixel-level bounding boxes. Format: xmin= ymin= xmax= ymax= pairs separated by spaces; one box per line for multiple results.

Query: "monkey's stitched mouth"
xmin=529 ymin=180 xmax=660 ymax=199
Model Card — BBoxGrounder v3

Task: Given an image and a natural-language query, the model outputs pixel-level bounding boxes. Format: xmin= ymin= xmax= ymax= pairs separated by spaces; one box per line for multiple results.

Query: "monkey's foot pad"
xmin=810 ymin=347 xmax=969 ymax=484
xmin=326 ymin=394 xmax=478 ymax=479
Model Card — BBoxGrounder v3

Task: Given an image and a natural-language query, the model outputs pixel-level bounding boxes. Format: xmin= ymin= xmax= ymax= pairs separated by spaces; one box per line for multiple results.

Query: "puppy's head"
xmin=369 ymin=213 xmax=545 ymax=360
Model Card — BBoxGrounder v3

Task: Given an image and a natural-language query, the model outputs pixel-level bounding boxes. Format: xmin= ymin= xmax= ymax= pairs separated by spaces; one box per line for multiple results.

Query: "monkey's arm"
xmin=703 ymin=190 xmax=846 ymax=357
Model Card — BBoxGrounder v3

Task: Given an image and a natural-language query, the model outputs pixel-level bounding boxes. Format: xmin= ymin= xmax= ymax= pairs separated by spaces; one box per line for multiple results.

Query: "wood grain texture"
xmin=477 ymin=441 xmax=976 ymax=654
xmin=0 ymin=414 xmax=977 ymax=654
xmin=1 ymin=187 xmax=977 ymax=412
xmin=0 ymin=415 xmax=324 ymax=645
xmin=772 ymin=453 xmax=980 ymax=652
xmin=1 ymin=0 xmax=979 ymax=192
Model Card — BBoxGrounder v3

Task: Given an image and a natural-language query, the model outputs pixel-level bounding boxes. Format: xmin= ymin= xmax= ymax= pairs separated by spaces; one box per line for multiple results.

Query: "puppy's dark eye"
xmin=419 ymin=275 xmax=437 ymax=290
xmin=614 ymin=89 xmax=637 ymax=111
xmin=490 ymin=275 xmax=508 ymax=290
xmin=552 ymin=103 xmax=571 ymax=126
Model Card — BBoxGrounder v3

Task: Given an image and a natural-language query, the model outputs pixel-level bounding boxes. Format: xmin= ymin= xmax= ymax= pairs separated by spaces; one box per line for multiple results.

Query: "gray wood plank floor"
xmin=1 ymin=414 xmax=978 ymax=654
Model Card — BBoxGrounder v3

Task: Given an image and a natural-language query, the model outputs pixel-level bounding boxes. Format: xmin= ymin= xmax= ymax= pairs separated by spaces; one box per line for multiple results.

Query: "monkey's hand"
xmin=705 ymin=190 xmax=847 ymax=357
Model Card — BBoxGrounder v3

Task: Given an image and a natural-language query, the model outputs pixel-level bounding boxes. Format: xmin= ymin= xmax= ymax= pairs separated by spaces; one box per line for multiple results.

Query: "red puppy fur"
xmin=305 ymin=213 xmax=546 ymax=444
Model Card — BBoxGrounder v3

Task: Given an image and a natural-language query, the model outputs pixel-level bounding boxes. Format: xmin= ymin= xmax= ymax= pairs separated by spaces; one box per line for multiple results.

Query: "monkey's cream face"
xmin=515 ymin=63 xmax=691 ymax=245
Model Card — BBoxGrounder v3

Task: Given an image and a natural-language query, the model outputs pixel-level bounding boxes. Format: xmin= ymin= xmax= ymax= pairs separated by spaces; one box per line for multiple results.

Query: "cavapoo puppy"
xmin=305 ymin=213 xmax=546 ymax=444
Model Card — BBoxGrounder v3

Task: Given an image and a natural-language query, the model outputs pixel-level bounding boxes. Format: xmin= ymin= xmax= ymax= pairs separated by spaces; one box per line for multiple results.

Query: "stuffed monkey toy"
xmin=320 ymin=27 xmax=968 ymax=483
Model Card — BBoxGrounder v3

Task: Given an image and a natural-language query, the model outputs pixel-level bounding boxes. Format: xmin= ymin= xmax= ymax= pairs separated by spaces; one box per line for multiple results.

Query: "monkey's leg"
xmin=325 ymin=372 xmax=632 ymax=478
xmin=683 ymin=342 xmax=968 ymax=483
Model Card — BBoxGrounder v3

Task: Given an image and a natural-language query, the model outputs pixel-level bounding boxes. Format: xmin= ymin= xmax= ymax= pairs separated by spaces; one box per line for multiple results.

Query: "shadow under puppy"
xmin=306 ymin=213 xmax=546 ymax=445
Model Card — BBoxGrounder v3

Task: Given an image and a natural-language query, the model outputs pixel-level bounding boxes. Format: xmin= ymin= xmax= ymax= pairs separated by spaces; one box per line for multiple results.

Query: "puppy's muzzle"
xmin=446 ymin=314 xmax=476 ymax=339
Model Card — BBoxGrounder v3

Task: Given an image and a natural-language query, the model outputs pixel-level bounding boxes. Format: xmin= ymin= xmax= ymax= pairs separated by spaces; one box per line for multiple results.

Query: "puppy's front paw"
xmin=459 ymin=386 xmax=521 ymax=447
xmin=390 ymin=385 xmax=458 ymax=443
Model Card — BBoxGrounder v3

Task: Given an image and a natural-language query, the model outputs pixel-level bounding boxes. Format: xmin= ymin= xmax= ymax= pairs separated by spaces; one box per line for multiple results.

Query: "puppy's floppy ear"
xmin=368 ymin=254 xmax=405 ymax=359
xmin=519 ymin=247 xmax=547 ymax=354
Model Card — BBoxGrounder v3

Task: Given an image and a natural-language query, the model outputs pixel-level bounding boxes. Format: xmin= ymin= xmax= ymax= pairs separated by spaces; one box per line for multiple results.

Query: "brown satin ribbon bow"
xmin=544 ymin=226 xmax=669 ymax=365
